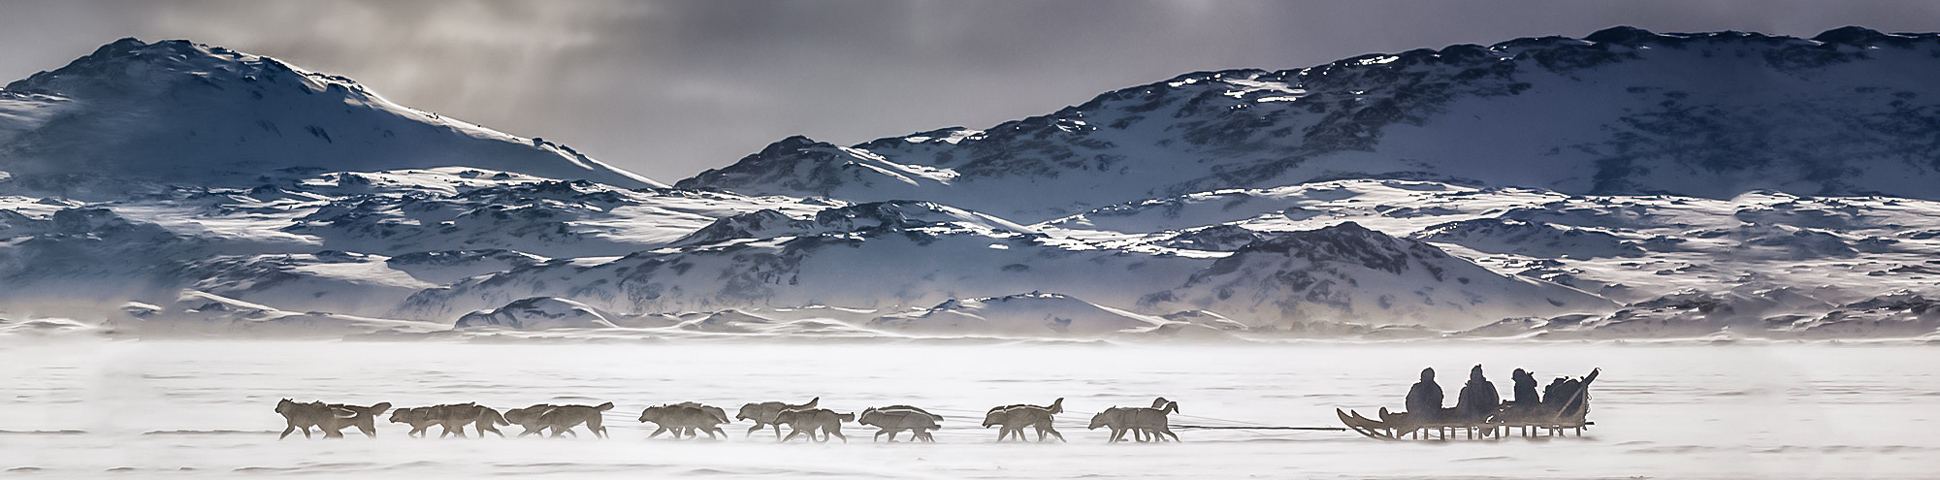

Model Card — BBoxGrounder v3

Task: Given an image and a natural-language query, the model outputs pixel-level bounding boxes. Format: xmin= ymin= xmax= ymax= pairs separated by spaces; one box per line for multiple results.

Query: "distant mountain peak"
xmin=10 ymin=38 xmax=308 ymax=98
xmin=0 ymin=37 xmax=661 ymax=196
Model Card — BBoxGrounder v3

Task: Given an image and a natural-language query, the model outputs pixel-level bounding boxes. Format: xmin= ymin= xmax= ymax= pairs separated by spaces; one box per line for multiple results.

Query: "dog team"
xmin=274 ymin=396 xmax=1182 ymax=443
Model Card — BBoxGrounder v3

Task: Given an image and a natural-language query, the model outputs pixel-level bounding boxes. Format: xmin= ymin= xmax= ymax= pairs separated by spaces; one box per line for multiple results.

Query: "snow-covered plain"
xmin=1 ymin=339 xmax=1935 ymax=479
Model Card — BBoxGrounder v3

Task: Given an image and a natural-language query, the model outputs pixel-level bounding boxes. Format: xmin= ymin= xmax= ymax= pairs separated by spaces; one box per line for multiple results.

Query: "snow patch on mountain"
xmin=1144 ymin=224 xmax=1264 ymax=252
xmin=455 ymin=297 xmax=619 ymax=330
xmin=1413 ymin=218 xmax=1646 ymax=258
xmin=673 ymin=200 xmax=1034 ymax=246
xmin=171 ymin=250 xmax=435 ymax=318
xmin=106 ymin=290 xmax=439 ymax=338
xmin=1140 ymin=222 xmax=1612 ymax=330
xmin=385 ymin=249 xmax=548 ymax=285
xmin=867 ymin=292 xmax=1179 ymax=336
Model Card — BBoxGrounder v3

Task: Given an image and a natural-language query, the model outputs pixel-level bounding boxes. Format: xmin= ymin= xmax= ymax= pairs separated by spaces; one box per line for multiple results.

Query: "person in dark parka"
xmin=1454 ymin=365 xmax=1501 ymax=423
xmin=1405 ymin=367 xmax=1443 ymax=422
xmin=1511 ymin=368 xmax=1540 ymax=407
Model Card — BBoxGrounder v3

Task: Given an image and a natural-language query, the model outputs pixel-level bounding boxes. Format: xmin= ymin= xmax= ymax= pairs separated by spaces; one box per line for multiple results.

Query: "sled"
xmin=1337 ymin=368 xmax=1598 ymax=441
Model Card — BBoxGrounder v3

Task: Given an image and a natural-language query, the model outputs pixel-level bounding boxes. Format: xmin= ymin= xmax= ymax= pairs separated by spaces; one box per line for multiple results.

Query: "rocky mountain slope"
xmin=679 ymin=27 xmax=1940 ymax=222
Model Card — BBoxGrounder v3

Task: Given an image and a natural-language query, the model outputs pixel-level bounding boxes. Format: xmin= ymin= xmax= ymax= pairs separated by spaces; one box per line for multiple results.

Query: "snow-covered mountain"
xmin=397 ymin=202 xmax=1601 ymax=330
xmin=680 ymin=27 xmax=1940 ymax=222
xmin=1036 ymin=178 xmax=1940 ymax=338
xmin=0 ymin=38 xmax=659 ymax=198
xmin=1460 ymin=289 xmax=1940 ymax=340
xmin=5 ymin=32 xmax=1940 ymax=341
xmin=1040 ymin=179 xmax=1940 ymax=302
xmin=0 ymin=166 xmax=834 ymax=319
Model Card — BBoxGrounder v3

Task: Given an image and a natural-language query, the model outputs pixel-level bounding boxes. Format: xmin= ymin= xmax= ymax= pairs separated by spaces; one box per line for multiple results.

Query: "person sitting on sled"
xmin=1454 ymin=364 xmax=1500 ymax=423
xmin=1405 ymin=367 xmax=1443 ymax=422
xmin=1511 ymin=368 xmax=1539 ymax=407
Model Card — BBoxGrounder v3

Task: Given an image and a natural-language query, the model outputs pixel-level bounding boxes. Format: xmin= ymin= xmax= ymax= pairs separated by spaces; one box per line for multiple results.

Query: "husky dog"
xmin=1088 ymin=399 xmax=1179 ymax=443
xmin=736 ymin=397 xmax=818 ymax=438
xmin=390 ymin=403 xmax=508 ymax=438
xmin=638 ymin=402 xmax=730 ymax=439
xmin=858 ymin=405 xmax=944 ymax=442
xmin=983 ymin=398 xmax=1065 ymax=442
xmin=534 ymin=402 xmax=616 ymax=438
xmin=325 ymin=401 xmax=393 ymax=438
xmin=276 ymin=399 xmax=355 ymax=440
xmin=774 ymin=408 xmax=853 ymax=443
xmin=503 ymin=404 xmax=559 ymax=437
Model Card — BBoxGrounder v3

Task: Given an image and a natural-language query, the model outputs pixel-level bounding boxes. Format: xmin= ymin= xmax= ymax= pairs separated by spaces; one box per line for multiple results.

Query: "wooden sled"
xmin=1338 ymin=368 xmax=1599 ymax=441
xmin=1334 ymin=407 xmax=1499 ymax=440
xmin=1334 ymin=408 xmax=1409 ymax=440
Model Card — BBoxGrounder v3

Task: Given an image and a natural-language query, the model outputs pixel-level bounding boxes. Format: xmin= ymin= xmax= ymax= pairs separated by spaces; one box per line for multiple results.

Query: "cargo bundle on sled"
xmin=1338 ymin=368 xmax=1598 ymax=440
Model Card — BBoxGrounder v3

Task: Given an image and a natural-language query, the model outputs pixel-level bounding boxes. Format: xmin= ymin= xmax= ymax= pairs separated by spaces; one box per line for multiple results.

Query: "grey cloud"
xmin=5 ymin=0 xmax=1940 ymax=181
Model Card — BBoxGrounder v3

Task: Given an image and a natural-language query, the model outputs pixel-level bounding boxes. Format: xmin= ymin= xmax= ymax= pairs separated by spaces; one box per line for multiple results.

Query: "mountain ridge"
xmin=679 ymin=25 xmax=1940 ymax=222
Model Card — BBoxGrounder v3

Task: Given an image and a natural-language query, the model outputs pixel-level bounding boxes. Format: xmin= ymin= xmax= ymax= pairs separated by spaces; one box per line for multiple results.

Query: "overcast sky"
xmin=5 ymin=0 xmax=1940 ymax=181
